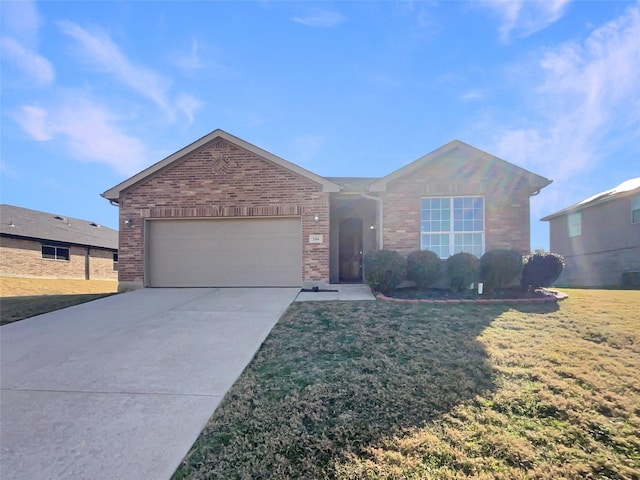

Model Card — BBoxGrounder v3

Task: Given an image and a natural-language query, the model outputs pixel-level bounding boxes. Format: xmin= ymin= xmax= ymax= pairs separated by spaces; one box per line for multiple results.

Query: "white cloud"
xmin=292 ymin=10 xmax=344 ymax=28
xmin=484 ymin=0 xmax=571 ymax=42
xmin=58 ymin=21 xmax=172 ymax=112
xmin=1 ymin=0 xmax=54 ymax=86
xmin=174 ymin=38 xmax=204 ymax=71
xmin=13 ymin=98 xmax=148 ymax=175
xmin=176 ymin=93 xmax=201 ymax=125
xmin=460 ymin=90 xmax=486 ymax=101
xmin=57 ymin=21 xmax=197 ymax=123
xmin=289 ymin=133 xmax=325 ymax=163
xmin=1 ymin=37 xmax=54 ymax=86
xmin=492 ymin=4 xmax=640 ymax=203
xmin=13 ymin=105 xmax=51 ymax=141
xmin=1 ymin=0 xmax=42 ymax=46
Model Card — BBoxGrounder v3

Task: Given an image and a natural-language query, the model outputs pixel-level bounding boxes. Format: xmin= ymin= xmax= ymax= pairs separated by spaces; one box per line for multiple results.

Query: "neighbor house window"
xmin=42 ymin=245 xmax=70 ymax=261
xmin=568 ymin=212 xmax=582 ymax=237
xmin=420 ymin=196 xmax=484 ymax=258
xmin=113 ymin=252 xmax=119 ymax=271
xmin=632 ymin=196 xmax=640 ymax=224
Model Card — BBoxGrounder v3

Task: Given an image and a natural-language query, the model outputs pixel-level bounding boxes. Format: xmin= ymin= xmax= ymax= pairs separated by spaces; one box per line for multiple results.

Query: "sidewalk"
xmin=295 ymin=284 xmax=375 ymax=301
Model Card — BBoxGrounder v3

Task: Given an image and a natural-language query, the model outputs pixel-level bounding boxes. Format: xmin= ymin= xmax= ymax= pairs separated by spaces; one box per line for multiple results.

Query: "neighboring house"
xmin=0 ymin=204 xmax=118 ymax=281
xmin=102 ymin=129 xmax=551 ymax=291
xmin=541 ymin=178 xmax=640 ymax=287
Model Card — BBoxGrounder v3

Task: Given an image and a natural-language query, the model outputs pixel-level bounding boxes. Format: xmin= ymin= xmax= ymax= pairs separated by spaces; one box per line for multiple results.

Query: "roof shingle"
xmin=0 ymin=204 xmax=118 ymax=250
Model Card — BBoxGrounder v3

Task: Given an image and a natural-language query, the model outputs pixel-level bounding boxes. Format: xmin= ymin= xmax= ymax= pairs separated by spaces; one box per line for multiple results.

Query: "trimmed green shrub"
xmin=407 ymin=249 xmax=441 ymax=289
xmin=479 ymin=249 xmax=523 ymax=292
xmin=522 ymin=250 xmax=565 ymax=288
xmin=446 ymin=252 xmax=479 ymax=291
xmin=363 ymin=249 xmax=407 ymax=294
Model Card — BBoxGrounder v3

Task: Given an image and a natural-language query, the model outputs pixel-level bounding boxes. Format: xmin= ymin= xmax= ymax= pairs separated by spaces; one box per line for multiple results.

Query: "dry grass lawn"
xmin=0 ymin=277 xmax=118 ymax=325
xmin=0 ymin=276 xmax=118 ymax=297
xmin=174 ymin=289 xmax=640 ymax=480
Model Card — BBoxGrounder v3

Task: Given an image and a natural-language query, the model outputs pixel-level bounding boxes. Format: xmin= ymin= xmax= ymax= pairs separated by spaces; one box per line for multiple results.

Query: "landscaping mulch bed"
xmin=385 ymin=287 xmax=557 ymax=301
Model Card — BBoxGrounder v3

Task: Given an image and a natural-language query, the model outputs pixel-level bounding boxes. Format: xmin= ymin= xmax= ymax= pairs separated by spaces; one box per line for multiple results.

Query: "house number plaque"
xmin=309 ymin=235 xmax=323 ymax=244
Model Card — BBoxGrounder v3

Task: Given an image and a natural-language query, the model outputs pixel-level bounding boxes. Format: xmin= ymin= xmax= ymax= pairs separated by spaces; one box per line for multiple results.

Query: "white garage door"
xmin=146 ymin=217 xmax=302 ymax=287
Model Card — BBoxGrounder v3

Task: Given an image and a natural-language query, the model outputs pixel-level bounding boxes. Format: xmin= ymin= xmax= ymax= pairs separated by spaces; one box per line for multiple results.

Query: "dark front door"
xmin=339 ymin=218 xmax=363 ymax=282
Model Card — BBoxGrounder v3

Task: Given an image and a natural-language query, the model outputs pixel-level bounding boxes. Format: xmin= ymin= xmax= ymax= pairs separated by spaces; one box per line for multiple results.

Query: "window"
xmin=632 ymin=196 xmax=640 ymax=224
xmin=113 ymin=252 xmax=119 ymax=271
xmin=568 ymin=212 xmax=582 ymax=237
xmin=420 ymin=196 xmax=484 ymax=258
xmin=42 ymin=245 xmax=70 ymax=261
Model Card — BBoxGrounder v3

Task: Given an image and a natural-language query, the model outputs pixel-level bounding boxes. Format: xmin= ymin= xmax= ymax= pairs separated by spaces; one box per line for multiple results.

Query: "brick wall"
xmin=88 ymin=248 xmax=118 ymax=280
xmin=118 ymin=138 xmax=330 ymax=287
xmin=382 ymin=158 xmax=531 ymax=255
xmin=0 ymin=236 xmax=117 ymax=280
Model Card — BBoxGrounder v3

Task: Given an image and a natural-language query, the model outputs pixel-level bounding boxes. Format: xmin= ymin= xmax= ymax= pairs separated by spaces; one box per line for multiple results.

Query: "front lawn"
xmin=174 ymin=290 xmax=640 ymax=479
xmin=0 ymin=293 xmax=115 ymax=325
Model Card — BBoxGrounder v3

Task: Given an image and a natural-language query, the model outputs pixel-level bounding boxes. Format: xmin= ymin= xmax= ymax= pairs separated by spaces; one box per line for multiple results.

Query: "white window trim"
xmin=420 ymin=195 xmax=485 ymax=258
xmin=568 ymin=211 xmax=582 ymax=237
xmin=632 ymin=195 xmax=640 ymax=224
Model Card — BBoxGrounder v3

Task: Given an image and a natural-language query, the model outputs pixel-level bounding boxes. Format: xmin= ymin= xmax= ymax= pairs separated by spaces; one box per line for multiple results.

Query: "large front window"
xmin=421 ymin=196 xmax=484 ymax=258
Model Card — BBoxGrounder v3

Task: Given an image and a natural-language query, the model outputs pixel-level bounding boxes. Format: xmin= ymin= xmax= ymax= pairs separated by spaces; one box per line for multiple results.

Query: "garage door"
xmin=146 ymin=217 xmax=302 ymax=287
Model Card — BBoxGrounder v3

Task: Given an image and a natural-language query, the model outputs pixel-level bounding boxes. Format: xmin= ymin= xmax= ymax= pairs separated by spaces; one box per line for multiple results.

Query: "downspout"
xmin=360 ymin=192 xmax=383 ymax=249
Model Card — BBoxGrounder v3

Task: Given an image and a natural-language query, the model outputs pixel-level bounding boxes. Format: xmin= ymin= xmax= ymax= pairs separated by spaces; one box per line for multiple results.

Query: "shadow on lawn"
xmin=174 ymin=300 xmax=559 ymax=479
xmin=0 ymin=293 xmax=114 ymax=325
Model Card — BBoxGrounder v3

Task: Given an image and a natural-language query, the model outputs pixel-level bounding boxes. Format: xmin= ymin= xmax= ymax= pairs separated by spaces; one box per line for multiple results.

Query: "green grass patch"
xmin=0 ymin=293 xmax=114 ymax=325
xmin=174 ymin=290 xmax=640 ymax=479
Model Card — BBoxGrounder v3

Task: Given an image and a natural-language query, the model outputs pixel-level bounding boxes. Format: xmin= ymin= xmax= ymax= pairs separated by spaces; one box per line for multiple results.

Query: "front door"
xmin=339 ymin=218 xmax=363 ymax=282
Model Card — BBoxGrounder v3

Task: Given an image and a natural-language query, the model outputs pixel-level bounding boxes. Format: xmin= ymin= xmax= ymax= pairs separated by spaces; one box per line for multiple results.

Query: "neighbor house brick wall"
xmin=0 ymin=236 xmax=117 ymax=280
xmin=382 ymin=159 xmax=531 ymax=255
xmin=88 ymin=248 xmax=118 ymax=280
xmin=118 ymin=139 xmax=330 ymax=287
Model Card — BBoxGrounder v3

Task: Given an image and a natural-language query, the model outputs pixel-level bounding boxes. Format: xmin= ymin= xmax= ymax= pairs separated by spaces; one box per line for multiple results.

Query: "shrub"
xmin=479 ymin=249 xmax=523 ymax=292
xmin=407 ymin=250 xmax=441 ymax=289
xmin=363 ymin=249 xmax=407 ymax=294
xmin=446 ymin=252 xmax=479 ymax=291
xmin=522 ymin=250 xmax=565 ymax=288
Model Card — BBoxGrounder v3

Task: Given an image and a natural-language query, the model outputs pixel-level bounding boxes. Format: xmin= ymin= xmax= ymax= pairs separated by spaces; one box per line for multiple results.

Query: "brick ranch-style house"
xmin=102 ymin=129 xmax=551 ymax=291
xmin=0 ymin=204 xmax=118 ymax=281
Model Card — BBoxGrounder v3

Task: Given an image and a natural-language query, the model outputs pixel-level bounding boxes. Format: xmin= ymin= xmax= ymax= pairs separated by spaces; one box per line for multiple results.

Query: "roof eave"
xmin=102 ymin=129 xmax=341 ymax=200
xmin=541 ymin=186 xmax=640 ymax=221
xmin=369 ymin=140 xmax=553 ymax=195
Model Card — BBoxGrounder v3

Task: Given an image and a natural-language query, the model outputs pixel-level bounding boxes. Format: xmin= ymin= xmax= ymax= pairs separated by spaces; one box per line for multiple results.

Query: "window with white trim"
xmin=42 ymin=245 xmax=70 ymax=261
xmin=113 ymin=252 xmax=119 ymax=271
xmin=632 ymin=195 xmax=640 ymax=224
xmin=568 ymin=212 xmax=582 ymax=237
xmin=420 ymin=196 xmax=484 ymax=258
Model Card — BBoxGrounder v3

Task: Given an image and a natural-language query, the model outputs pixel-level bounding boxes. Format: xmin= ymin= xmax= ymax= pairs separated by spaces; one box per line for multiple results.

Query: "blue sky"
xmin=2 ymin=0 xmax=639 ymax=251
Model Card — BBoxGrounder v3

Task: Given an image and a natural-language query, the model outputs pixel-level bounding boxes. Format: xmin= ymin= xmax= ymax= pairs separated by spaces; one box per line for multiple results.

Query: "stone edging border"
xmin=375 ymin=289 xmax=568 ymax=305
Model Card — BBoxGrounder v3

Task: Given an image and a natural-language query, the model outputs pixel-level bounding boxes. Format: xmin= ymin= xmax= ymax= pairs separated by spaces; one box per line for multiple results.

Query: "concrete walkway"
xmin=0 ymin=287 xmax=299 ymax=480
xmin=295 ymin=284 xmax=376 ymax=301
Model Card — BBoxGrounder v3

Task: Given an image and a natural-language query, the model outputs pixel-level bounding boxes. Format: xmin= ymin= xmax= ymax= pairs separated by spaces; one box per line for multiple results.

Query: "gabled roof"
xmin=367 ymin=139 xmax=552 ymax=194
xmin=0 ymin=204 xmax=118 ymax=250
xmin=102 ymin=129 xmax=341 ymax=200
xmin=541 ymin=177 xmax=640 ymax=221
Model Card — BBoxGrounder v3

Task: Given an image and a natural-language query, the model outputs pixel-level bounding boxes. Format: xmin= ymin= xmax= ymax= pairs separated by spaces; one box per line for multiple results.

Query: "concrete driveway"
xmin=0 ymin=287 xmax=299 ymax=480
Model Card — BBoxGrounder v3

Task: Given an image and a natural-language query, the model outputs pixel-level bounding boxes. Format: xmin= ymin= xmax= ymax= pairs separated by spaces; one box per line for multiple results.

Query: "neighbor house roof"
xmin=0 ymin=204 xmax=118 ymax=250
xmin=541 ymin=177 xmax=640 ymax=221
xmin=102 ymin=129 xmax=341 ymax=200
xmin=368 ymin=140 xmax=552 ymax=194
